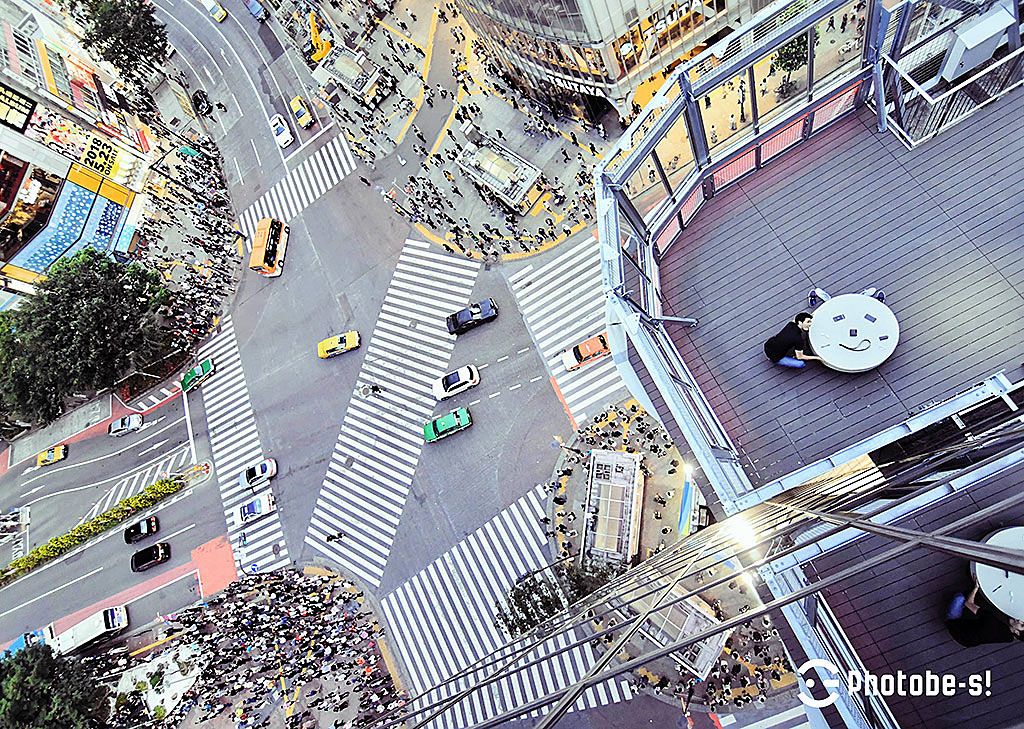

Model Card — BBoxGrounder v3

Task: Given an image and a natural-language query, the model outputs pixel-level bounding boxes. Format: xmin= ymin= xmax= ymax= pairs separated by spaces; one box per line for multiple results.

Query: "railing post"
xmin=680 ymin=75 xmax=710 ymax=168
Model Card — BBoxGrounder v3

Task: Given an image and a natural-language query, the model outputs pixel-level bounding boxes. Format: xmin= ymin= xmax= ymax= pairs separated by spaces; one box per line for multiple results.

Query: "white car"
xmin=270 ymin=114 xmax=293 ymax=148
xmin=238 ymin=458 xmax=277 ymax=491
xmin=432 ymin=365 xmax=481 ymax=400
xmin=235 ymin=490 xmax=276 ymax=527
xmin=108 ymin=414 xmax=144 ymax=437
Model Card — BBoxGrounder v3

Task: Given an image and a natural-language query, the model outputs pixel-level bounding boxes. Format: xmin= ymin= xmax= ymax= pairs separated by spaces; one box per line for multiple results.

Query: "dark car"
xmin=446 ymin=298 xmax=498 ymax=335
xmin=124 ymin=516 xmax=160 ymax=544
xmin=130 ymin=542 xmax=170 ymax=572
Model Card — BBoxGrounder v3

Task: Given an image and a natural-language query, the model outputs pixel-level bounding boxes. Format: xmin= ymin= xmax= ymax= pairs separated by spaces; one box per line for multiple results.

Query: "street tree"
xmin=0 ymin=249 xmax=170 ymax=423
xmin=495 ymin=571 xmax=566 ymax=638
xmin=79 ymin=0 xmax=169 ymax=84
xmin=494 ymin=561 xmax=626 ymax=638
xmin=0 ymin=643 xmax=110 ymax=727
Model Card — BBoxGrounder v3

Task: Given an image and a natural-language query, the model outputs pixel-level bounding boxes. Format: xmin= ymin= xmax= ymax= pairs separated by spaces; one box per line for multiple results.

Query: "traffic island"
xmin=516 ymin=399 xmax=804 ymax=717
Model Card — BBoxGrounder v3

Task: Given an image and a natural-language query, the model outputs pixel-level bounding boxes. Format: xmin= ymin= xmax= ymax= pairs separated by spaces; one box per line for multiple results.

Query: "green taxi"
xmin=423 ymin=407 xmax=472 ymax=443
xmin=181 ymin=359 xmax=215 ymax=393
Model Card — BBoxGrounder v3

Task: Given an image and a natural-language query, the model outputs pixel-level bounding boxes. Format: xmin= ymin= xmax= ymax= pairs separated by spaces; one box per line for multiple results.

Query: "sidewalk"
xmin=538 ymin=397 xmax=803 ymax=717
xmin=275 ymin=0 xmax=615 ymax=261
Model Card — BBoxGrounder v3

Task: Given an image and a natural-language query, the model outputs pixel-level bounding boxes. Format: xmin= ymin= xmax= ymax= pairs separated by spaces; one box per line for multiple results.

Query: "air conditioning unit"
xmin=938 ymin=1 xmax=1016 ymax=83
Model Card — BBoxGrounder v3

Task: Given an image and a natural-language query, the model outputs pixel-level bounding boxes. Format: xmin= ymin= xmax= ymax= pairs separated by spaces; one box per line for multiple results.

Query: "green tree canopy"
xmin=494 ymin=561 xmax=626 ymax=638
xmin=0 ymin=644 xmax=109 ymax=727
xmin=78 ymin=0 xmax=169 ymax=84
xmin=0 ymin=249 xmax=169 ymax=423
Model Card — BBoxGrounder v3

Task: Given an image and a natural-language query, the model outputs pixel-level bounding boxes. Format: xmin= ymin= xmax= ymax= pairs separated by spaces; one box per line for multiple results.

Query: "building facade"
xmin=0 ymin=0 xmax=150 ymax=308
xmin=458 ymin=0 xmax=759 ymax=119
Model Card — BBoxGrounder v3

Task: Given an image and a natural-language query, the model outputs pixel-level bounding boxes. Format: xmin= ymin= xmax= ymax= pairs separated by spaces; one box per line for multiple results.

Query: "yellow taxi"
xmin=290 ymin=96 xmax=314 ymax=129
xmin=317 ymin=331 xmax=360 ymax=359
xmin=37 ymin=444 xmax=68 ymax=467
xmin=201 ymin=0 xmax=227 ymax=21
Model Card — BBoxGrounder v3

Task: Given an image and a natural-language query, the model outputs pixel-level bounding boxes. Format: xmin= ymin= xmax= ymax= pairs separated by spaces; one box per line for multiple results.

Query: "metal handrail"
xmin=882 ymin=43 xmax=1024 ymax=104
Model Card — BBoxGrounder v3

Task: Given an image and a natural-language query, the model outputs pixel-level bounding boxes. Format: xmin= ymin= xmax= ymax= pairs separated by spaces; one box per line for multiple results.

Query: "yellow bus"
xmin=249 ymin=218 xmax=288 ymax=277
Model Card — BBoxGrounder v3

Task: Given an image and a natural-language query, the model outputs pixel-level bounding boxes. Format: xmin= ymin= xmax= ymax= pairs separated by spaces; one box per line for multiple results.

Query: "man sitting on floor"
xmin=946 ymin=579 xmax=1024 ymax=647
xmin=764 ymin=312 xmax=821 ymax=369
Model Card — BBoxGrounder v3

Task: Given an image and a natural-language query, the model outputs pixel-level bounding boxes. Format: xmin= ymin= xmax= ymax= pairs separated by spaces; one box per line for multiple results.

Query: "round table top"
xmin=975 ymin=526 xmax=1024 ymax=621
xmin=807 ymin=294 xmax=899 ymax=373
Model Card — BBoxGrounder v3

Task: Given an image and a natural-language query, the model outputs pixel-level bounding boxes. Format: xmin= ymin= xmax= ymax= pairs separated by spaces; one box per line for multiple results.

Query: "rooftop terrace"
xmin=657 ymin=91 xmax=1024 ymax=487
xmin=806 ymin=456 xmax=1024 ymax=729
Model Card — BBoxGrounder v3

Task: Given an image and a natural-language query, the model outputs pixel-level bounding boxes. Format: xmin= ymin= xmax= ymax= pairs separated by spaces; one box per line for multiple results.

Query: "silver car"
xmin=108 ymin=414 xmax=144 ymax=437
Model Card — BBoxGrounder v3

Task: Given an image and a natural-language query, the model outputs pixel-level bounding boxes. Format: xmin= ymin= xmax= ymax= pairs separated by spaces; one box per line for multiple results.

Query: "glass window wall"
xmin=812 ymin=0 xmax=867 ymax=96
xmin=653 ymin=113 xmax=695 ymax=193
xmin=700 ymin=72 xmax=754 ymax=156
xmin=752 ymin=30 xmax=810 ymax=130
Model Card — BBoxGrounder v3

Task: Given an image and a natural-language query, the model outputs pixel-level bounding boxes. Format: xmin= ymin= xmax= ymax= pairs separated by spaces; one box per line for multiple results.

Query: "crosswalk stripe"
xmin=380 ymin=485 xmax=632 ymax=728
xmin=197 ymin=318 xmax=289 ymax=576
xmin=304 ymin=239 xmax=482 ymax=588
xmin=341 ymin=135 xmax=356 ymax=172
xmin=237 ymin=133 xmax=355 ymax=239
xmin=316 ymin=142 xmax=342 ymax=183
xmin=509 ymin=236 xmax=629 ymax=425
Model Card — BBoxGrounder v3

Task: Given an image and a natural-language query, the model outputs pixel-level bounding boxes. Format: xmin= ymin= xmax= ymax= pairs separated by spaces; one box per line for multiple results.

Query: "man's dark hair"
xmin=794 ymin=312 xmax=813 ymax=324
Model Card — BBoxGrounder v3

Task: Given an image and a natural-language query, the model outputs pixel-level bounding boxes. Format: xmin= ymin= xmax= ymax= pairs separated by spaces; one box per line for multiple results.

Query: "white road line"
xmin=488 ymin=392 xmax=501 ymax=399
xmin=530 ymin=376 xmax=543 ymax=383
xmin=517 ymin=347 xmax=531 ymax=354
xmin=20 ymin=417 xmax=187 ymax=492
xmin=508 ymin=384 xmax=522 ymax=391
xmin=126 ymin=569 xmax=198 ymax=605
xmin=0 ymin=568 xmax=103 ymax=617
xmin=496 ymin=355 xmax=509 ymax=363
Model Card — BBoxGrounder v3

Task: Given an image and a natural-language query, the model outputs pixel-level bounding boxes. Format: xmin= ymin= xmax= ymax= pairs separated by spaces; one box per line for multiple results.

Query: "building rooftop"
xmin=657 ymin=92 xmax=1024 ymax=486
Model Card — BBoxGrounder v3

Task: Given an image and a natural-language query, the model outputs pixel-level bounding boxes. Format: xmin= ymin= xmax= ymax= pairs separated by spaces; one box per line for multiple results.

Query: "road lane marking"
xmin=488 ymin=392 xmax=501 ymax=399
xmin=0 ymin=568 xmax=103 ymax=618
xmin=508 ymin=384 xmax=522 ymax=391
xmin=0 ymin=489 xmax=194 ymax=591
xmin=496 ymin=355 xmax=509 ymax=363
xmin=24 ymin=445 xmax=192 ymax=505
xmin=203 ymin=65 xmax=214 ymax=83
xmin=182 ymin=388 xmax=198 ymax=464
xmin=250 ymin=138 xmax=262 ymax=167
xmin=530 ymin=376 xmax=543 ymax=383
xmin=478 ymin=363 xmax=490 ymax=369
xmin=468 ymin=399 xmax=481 ymax=406
xmin=138 ymin=439 xmax=169 ymax=456
xmin=517 ymin=347 xmax=531 ymax=354
xmin=19 ymin=416 xmax=186 ymax=489
xmin=161 ymin=523 xmax=197 ymax=542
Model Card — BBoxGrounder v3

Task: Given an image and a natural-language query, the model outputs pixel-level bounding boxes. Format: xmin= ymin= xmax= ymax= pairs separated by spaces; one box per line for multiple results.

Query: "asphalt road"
xmin=0 ymin=399 xmax=192 ymax=555
xmin=1 ymin=1 xmax=591 ymax=717
xmin=154 ymin=0 xmax=576 ymax=587
xmin=0 ymin=475 xmax=225 ymax=645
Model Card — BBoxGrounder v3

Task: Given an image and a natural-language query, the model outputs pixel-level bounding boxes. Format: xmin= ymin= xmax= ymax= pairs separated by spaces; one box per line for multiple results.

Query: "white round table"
xmin=974 ymin=527 xmax=1024 ymax=621
xmin=808 ymin=294 xmax=899 ymax=373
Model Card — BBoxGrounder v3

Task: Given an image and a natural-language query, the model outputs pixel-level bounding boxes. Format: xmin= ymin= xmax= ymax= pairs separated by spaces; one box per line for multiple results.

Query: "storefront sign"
xmin=0 ymin=82 xmax=36 ymax=132
xmin=79 ymin=135 xmax=119 ymax=177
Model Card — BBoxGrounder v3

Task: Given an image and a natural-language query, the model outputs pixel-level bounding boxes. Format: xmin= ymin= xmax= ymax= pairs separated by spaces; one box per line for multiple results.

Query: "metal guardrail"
xmin=882 ymin=44 xmax=1024 ymax=146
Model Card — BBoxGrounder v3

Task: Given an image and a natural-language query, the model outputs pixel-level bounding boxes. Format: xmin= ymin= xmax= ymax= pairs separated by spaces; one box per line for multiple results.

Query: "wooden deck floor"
xmin=807 ymin=460 xmax=1024 ymax=729
xmin=658 ymin=91 xmax=1024 ymax=485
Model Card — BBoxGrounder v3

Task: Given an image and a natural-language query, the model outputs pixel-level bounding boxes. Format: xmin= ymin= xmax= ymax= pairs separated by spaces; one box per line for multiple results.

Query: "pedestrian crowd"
xmin=315 ymin=0 xmax=605 ymax=259
xmin=154 ymin=570 xmax=406 ymax=727
xmin=135 ymin=138 xmax=240 ymax=351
